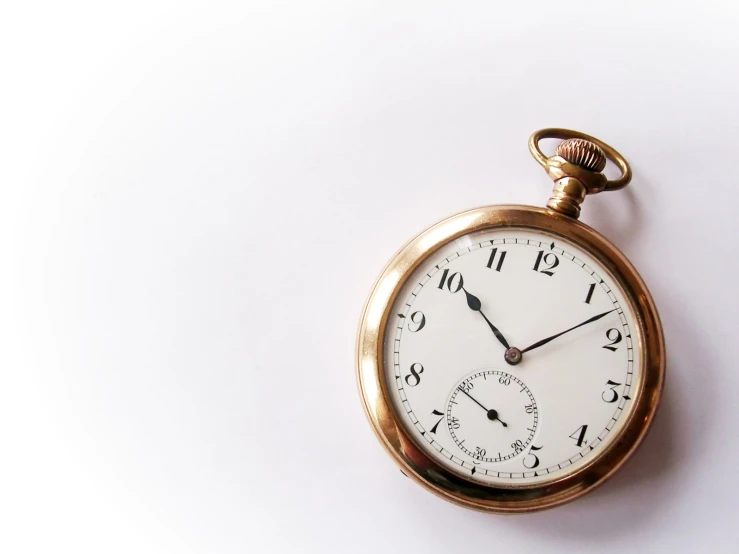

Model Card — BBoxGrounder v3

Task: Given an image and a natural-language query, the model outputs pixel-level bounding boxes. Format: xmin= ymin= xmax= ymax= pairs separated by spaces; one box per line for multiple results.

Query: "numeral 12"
xmin=533 ymin=251 xmax=559 ymax=276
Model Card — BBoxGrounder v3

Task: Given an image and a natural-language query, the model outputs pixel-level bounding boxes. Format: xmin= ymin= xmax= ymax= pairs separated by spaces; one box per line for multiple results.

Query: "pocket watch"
xmin=356 ymin=128 xmax=665 ymax=513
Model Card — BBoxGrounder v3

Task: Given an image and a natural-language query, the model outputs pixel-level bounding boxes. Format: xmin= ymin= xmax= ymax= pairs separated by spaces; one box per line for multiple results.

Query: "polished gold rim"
xmin=356 ymin=205 xmax=665 ymax=513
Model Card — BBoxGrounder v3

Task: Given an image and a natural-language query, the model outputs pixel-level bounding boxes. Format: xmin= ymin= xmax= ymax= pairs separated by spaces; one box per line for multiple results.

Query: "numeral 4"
xmin=569 ymin=425 xmax=588 ymax=447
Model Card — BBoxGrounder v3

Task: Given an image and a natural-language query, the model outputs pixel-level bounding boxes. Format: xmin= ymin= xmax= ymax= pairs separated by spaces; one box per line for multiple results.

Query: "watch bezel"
xmin=356 ymin=205 xmax=665 ymax=513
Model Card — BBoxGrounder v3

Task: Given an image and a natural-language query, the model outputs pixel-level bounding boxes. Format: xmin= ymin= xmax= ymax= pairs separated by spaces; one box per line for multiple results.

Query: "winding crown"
xmin=555 ymin=138 xmax=607 ymax=173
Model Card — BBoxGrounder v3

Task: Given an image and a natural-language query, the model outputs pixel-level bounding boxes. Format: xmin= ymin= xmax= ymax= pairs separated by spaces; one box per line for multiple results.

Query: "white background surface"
xmin=2 ymin=2 xmax=738 ymax=552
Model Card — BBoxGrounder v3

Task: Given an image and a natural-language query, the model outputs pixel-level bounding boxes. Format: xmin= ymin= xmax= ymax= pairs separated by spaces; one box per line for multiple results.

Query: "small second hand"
xmin=486 ymin=409 xmax=508 ymax=427
xmin=457 ymin=386 xmax=508 ymax=427
xmin=457 ymin=386 xmax=487 ymax=410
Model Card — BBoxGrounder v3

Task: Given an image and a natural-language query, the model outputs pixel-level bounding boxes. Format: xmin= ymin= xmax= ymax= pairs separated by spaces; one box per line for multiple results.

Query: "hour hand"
xmin=462 ymin=288 xmax=511 ymax=350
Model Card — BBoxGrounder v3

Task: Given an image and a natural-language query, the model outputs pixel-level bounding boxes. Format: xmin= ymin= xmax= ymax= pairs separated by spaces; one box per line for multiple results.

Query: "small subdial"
xmin=447 ymin=370 xmax=538 ymax=463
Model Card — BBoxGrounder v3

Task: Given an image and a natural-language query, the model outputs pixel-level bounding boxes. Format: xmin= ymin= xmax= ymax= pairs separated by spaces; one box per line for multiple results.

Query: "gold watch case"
xmin=356 ymin=131 xmax=665 ymax=514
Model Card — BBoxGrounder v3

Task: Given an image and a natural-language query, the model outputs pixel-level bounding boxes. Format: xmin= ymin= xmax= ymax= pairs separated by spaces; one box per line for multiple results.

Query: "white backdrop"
xmin=2 ymin=2 xmax=737 ymax=552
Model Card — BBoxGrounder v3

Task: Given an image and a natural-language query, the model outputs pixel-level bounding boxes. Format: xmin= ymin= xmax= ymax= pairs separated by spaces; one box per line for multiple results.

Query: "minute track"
xmin=389 ymin=229 xmax=637 ymax=484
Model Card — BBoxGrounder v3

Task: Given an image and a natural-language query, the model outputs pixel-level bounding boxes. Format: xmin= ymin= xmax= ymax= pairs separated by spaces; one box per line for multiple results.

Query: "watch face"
xmin=383 ymin=227 xmax=642 ymax=486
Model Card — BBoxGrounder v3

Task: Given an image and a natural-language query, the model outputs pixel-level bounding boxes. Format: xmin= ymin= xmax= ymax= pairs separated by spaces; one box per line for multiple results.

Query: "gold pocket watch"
xmin=356 ymin=129 xmax=665 ymax=513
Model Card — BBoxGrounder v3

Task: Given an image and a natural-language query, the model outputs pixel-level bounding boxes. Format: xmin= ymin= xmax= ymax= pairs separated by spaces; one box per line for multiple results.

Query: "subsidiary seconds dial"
xmin=448 ymin=371 xmax=538 ymax=463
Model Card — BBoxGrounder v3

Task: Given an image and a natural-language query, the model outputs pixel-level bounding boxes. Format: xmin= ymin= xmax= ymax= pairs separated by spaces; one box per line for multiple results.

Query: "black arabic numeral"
xmin=486 ymin=247 xmax=507 ymax=271
xmin=437 ymin=269 xmax=464 ymax=292
xmin=404 ymin=363 xmax=424 ymax=387
xmin=524 ymin=404 xmax=534 ymax=414
xmin=523 ymin=445 xmax=542 ymax=469
xmin=449 ymin=416 xmax=460 ymax=430
xmin=408 ymin=311 xmax=426 ymax=332
xmin=533 ymin=250 xmax=559 ymax=276
xmin=474 ymin=446 xmax=486 ymax=458
xmin=511 ymin=440 xmax=525 ymax=454
xmin=602 ymin=380 xmax=621 ymax=403
xmin=584 ymin=282 xmax=596 ymax=304
xmin=569 ymin=425 xmax=588 ymax=447
xmin=498 ymin=375 xmax=511 ymax=386
xmin=430 ymin=409 xmax=444 ymax=434
xmin=603 ymin=328 xmax=623 ymax=351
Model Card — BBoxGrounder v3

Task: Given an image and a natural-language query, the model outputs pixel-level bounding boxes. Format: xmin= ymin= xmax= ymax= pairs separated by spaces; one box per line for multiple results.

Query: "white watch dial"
xmin=384 ymin=228 xmax=641 ymax=485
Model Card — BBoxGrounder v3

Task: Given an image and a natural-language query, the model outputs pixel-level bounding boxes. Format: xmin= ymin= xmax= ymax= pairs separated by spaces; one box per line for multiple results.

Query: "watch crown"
xmin=555 ymin=138 xmax=607 ymax=173
xmin=529 ymin=129 xmax=632 ymax=219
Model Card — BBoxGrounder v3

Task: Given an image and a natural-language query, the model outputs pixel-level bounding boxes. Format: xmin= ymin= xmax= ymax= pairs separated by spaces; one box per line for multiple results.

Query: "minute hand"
xmin=521 ymin=309 xmax=617 ymax=354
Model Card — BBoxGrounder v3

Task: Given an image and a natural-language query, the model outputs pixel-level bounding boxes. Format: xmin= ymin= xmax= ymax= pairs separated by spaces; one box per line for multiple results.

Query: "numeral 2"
xmin=533 ymin=251 xmax=559 ymax=276
xmin=486 ymin=248 xmax=507 ymax=271
xmin=603 ymin=328 xmax=623 ymax=351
